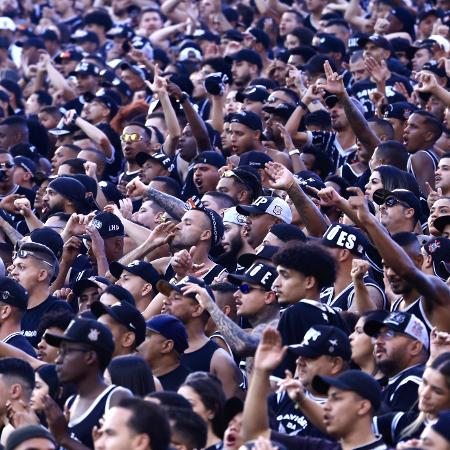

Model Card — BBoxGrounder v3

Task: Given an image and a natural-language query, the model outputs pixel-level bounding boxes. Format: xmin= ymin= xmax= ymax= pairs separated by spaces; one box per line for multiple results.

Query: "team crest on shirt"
xmin=88 ymin=329 xmax=100 ymax=342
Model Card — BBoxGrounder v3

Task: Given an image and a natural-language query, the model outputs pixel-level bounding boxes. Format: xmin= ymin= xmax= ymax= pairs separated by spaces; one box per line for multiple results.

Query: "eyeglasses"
xmin=239 ymin=283 xmax=265 ymax=294
xmin=13 ymin=249 xmax=53 ymax=268
xmin=384 ymin=197 xmax=410 ymax=209
xmin=221 ymin=170 xmax=246 ymax=185
xmin=372 ymin=329 xmax=398 ymax=341
xmin=57 ymin=346 xmax=91 ymax=358
xmin=121 ymin=132 xmax=144 ymax=143
xmin=0 ymin=162 xmax=14 ymax=169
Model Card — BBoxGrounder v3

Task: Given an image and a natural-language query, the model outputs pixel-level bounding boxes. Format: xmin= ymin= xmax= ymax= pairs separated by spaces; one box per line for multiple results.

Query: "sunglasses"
xmin=0 ymin=162 xmax=14 ymax=169
xmin=13 ymin=249 xmax=53 ymax=267
xmin=384 ymin=197 xmax=410 ymax=209
xmin=121 ymin=132 xmax=144 ymax=143
xmin=239 ymin=283 xmax=265 ymax=294
xmin=221 ymin=170 xmax=246 ymax=185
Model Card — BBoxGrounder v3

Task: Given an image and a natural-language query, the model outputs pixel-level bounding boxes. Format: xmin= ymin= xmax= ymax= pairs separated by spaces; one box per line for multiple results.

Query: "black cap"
xmin=312 ymin=370 xmax=382 ymax=411
xmin=54 ymin=49 xmax=83 ymax=63
xmin=91 ymin=300 xmax=146 ymax=347
xmin=238 ymin=245 xmax=280 ymax=268
xmin=321 ymin=224 xmax=367 ymax=257
xmin=302 ymin=54 xmax=333 ymax=75
xmin=432 ymin=411 xmax=450 ymax=443
xmin=263 ymin=103 xmax=296 ymax=120
xmin=98 ymin=180 xmax=124 ymax=204
xmin=238 ymin=151 xmax=272 ymax=169
xmin=193 ymin=151 xmax=226 ymax=169
xmin=422 ymin=61 xmax=447 ymax=78
xmin=146 ymin=314 xmax=189 ymax=354
xmin=29 ymin=227 xmax=64 ymax=260
xmin=237 ymin=196 xmax=292 ymax=224
xmin=44 ymin=317 xmax=115 ymax=355
xmin=315 ymin=34 xmax=346 ymax=56
xmin=270 ymin=223 xmax=306 ymax=243
xmin=382 ymin=102 xmax=417 ymax=120
xmin=157 ymin=275 xmax=215 ymax=302
xmin=433 ymin=215 xmax=450 ymax=233
xmin=90 ymin=212 xmax=125 ymax=239
xmin=136 ymin=151 xmax=175 ymax=173
xmin=358 ymin=34 xmax=392 ymax=51
xmin=235 ymin=85 xmax=269 ymax=103
xmin=84 ymin=10 xmax=113 ymax=30
xmin=289 ymin=325 xmax=351 ymax=360
xmin=228 ymin=262 xmax=278 ymax=291
xmin=372 ymin=188 xmax=422 ymax=220
xmin=6 ymin=425 xmax=57 ymax=450
xmin=70 ymin=29 xmax=100 ymax=44
xmin=86 ymin=93 xmax=118 ymax=118
xmin=106 ymin=25 xmax=135 ymax=39
xmin=72 ymin=275 xmax=112 ymax=297
xmin=9 ymin=143 xmax=39 ymax=162
xmin=228 ymin=49 xmax=263 ymax=70
xmin=103 ymin=284 xmax=136 ymax=306
xmin=221 ymin=168 xmax=262 ymax=200
xmin=16 ymin=242 xmax=59 ymax=279
xmin=0 ymin=276 xmax=28 ymax=310
xmin=190 ymin=29 xmax=220 ymax=43
xmin=246 ymin=27 xmax=271 ymax=50
xmin=109 ymin=260 xmax=161 ymax=291
xmin=417 ymin=8 xmax=444 ymax=23
xmin=223 ymin=29 xmax=244 ymax=42
xmin=423 ymin=237 xmax=450 ymax=281
xmin=364 ymin=311 xmax=429 ymax=349
xmin=14 ymin=156 xmax=36 ymax=174
xmin=74 ymin=62 xmax=100 ymax=76
xmin=230 ymin=111 xmax=263 ymax=131
xmin=16 ymin=37 xmax=46 ymax=49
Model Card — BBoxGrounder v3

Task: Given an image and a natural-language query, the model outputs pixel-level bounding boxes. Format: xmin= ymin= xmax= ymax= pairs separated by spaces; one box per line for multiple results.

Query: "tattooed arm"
xmin=146 ymin=187 xmax=187 ymax=221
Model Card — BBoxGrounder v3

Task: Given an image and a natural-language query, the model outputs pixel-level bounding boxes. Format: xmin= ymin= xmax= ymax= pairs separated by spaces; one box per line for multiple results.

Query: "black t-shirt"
xmin=3 ymin=332 xmax=37 ymax=357
xmin=22 ymin=295 xmax=73 ymax=347
xmin=158 ymin=364 xmax=192 ymax=391
xmin=98 ymin=123 xmax=123 ymax=183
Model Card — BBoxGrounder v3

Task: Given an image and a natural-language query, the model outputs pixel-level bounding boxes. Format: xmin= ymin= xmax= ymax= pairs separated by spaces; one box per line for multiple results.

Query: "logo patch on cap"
xmin=301 ymin=327 xmax=322 ymax=346
xmin=273 ymin=205 xmax=282 ymax=215
xmin=88 ymin=329 xmax=100 ymax=342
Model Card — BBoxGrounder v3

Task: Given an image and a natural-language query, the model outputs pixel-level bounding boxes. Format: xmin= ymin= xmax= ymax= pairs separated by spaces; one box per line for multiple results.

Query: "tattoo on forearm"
xmin=146 ymin=188 xmax=186 ymax=220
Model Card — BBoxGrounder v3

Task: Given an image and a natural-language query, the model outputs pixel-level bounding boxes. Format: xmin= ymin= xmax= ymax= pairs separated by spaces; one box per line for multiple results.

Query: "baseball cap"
xmin=193 ymin=151 xmax=226 ymax=169
xmin=315 ymin=34 xmax=346 ymax=56
xmin=270 ymin=223 xmax=306 ymax=243
xmin=9 ymin=143 xmax=39 ymax=162
xmin=294 ymin=170 xmax=326 ymax=193
xmin=302 ymin=54 xmax=333 ymax=76
xmin=321 ymin=224 xmax=367 ymax=257
xmin=235 ymin=85 xmax=269 ymax=103
xmin=417 ymin=8 xmax=443 ymax=23
xmin=228 ymin=262 xmax=277 ymax=291
xmin=6 ymin=425 xmax=57 ymax=450
xmin=364 ymin=311 xmax=429 ymax=349
xmin=70 ymin=30 xmax=100 ymax=45
xmin=245 ymin=28 xmax=271 ymax=50
xmin=86 ymin=93 xmax=118 ymax=118
xmin=44 ymin=317 xmax=115 ymax=355
xmin=433 ymin=215 xmax=450 ymax=233
xmin=16 ymin=37 xmax=46 ymax=49
xmin=237 ymin=196 xmax=292 ymax=224
xmin=72 ymin=275 xmax=112 ymax=297
xmin=90 ymin=212 xmax=125 ymax=239
xmin=230 ymin=111 xmax=263 ymax=131
xmin=312 ymin=370 xmax=382 ymax=411
xmin=136 ymin=151 xmax=174 ymax=173
xmin=221 ymin=168 xmax=262 ymax=199
xmin=423 ymin=237 xmax=450 ymax=281
xmin=91 ymin=300 xmax=146 ymax=347
xmin=106 ymin=24 xmax=134 ymax=39
xmin=74 ymin=62 xmax=100 ymax=76
xmin=14 ymin=156 xmax=36 ymax=175
xmin=238 ymin=151 xmax=272 ymax=169
xmin=382 ymin=102 xmax=417 ymax=120
xmin=228 ymin=49 xmax=263 ymax=70
xmin=102 ymin=284 xmax=136 ymax=306
xmin=223 ymin=207 xmax=247 ymax=226
xmin=238 ymin=244 xmax=280 ymax=268
xmin=0 ymin=276 xmax=28 ymax=310
xmin=156 ymin=275 xmax=215 ymax=302
xmin=54 ymin=49 xmax=83 ymax=63
xmin=0 ymin=17 xmax=15 ymax=31
xmin=190 ymin=29 xmax=220 ymax=43
xmin=422 ymin=61 xmax=448 ymax=79
xmin=262 ymin=103 xmax=296 ymax=120
xmin=109 ymin=260 xmax=161 ymax=291
xmin=372 ymin=188 xmax=422 ymax=220
xmin=145 ymin=314 xmax=189 ymax=354
xmin=289 ymin=325 xmax=351 ymax=360
xmin=358 ymin=34 xmax=392 ymax=51
xmin=29 ymin=227 xmax=64 ymax=260
xmin=223 ymin=29 xmax=244 ymax=42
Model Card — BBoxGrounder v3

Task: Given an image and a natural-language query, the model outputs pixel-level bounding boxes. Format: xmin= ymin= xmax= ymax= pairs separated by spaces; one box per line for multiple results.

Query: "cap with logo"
xmin=145 ymin=314 xmax=189 ymax=354
xmin=86 ymin=93 xmax=118 ymax=117
xmin=423 ymin=237 xmax=450 ymax=281
xmin=91 ymin=301 xmax=146 ymax=347
xmin=90 ymin=212 xmax=124 ymax=239
xmin=245 ymin=28 xmax=271 ymax=50
xmin=14 ymin=156 xmax=37 ymax=175
xmin=315 ymin=34 xmax=346 ymax=56
xmin=136 ymin=151 xmax=174 ymax=173
xmin=223 ymin=207 xmax=247 ymax=227
xmin=433 ymin=215 xmax=450 ymax=233
xmin=70 ymin=30 xmax=100 ymax=44
xmin=262 ymin=103 xmax=296 ymax=120
xmin=357 ymin=34 xmax=392 ymax=51
xmin=238 ymin=151 xmax=273 ymax=169
xmin=17 ymin=242 xmax=60 ymax=279
xmin=156 ymin=275 xmax=215 ymax=303
xmin=103 ymin=284 xmax=136 ymax=306
xmin=72 ymin=275 xmax=112 ymax=297
xmin=228 ymin=262 xmax=277 ymax=291
xmin=372 ymin=188 xmax=422 ymax=220
xmin=363 ymin=311 xmax=429 ymax=349
xmin=222 ymin=168 xmax=262 ymax=200
xmin=236 ymin=196 xmax=292 ymax=224
xmin=235 ymin=85 xmax=269 ymax=103
xmin=288 ymin=325 xmax=352 ymax=360
xmin=74 ymin=62 xmax=100 ymax=76
xmin=0 ymin=276 xmax=28 ymax=310
xmin=54 ymin=49 xmax=83 ymax=63
xmin=230 ymin=111 xmax=263 ymax=132
xmin=44 ymin=317 xmax=115 ymax=356
xmin=109 ymin=260 xmax=161 ymax=291
xmin=193 ymin=151 xmax=226 ymax=169
xmin=238 ymin=245 xmax=280 ymax=268
xmin=321 ymin=224 xmax=367 ymax=257
xmin=227 ymin=49 xmax=263 ymax=70
xmin=295 ymin=170 xmax=326 ymax=194
xmin=382 ymin=102 xmax=417 ymax=121
xmin=312 ymin=370 xmax=382 ymax=411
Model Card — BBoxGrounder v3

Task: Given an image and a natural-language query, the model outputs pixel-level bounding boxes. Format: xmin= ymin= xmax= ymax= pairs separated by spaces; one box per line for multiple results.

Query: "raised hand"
xmin=425 ymin=182 xmax=443 ymax=208
xmin=347 ymin=187 xmax=372 ymax=223
xmin=254 ymin=326 xmax=287 ymax=373
xmin=365 ymin=57 xmax=389 ymax=86
xmin=0 ymin=194 xmax=25 ymax=214
xmin=277 ymin=123 xmax=296 ymax=151
xmin=84 ymin=161 xmax=98 ymax=180
xmin=61 ymin=236 xmax=82 ymax=264
xmin=42 ymin=395 xmax=71 ymax=444
xmin=277 ymin=370 xmax=306 ymax=404
xmin=146 ymin=64 xmax=167 ymax=95
xmin=118 ymin=198 xmax=133 ymax=220
xmin=414 ymin=70 xmax=439 ymax=93
xmin=430 ymin=327 xmax=450 ymax=362
xmin=181 ymin=282 xmax=214 ymax=309
xmin=126 ymin=177 xmax=148 ymax=198
xmin=6 ymin=400 xmax=40 ymax=428
xmin=316 ymin=186 xmax=344 ymax=208
xmin=264 ymin=161 xmax=296 ymax=191
xmin=147 ymin=221 xmax=178 ymax=247
xmin=14 ymin=197 xmax=32 ymax=218
xmin=351 ymin=259 xmax=370 ymax=281
xmin=316 ymin=60 xmax=345 ymax=97
xmin=62 ymin=213 xmax=88 ymax=237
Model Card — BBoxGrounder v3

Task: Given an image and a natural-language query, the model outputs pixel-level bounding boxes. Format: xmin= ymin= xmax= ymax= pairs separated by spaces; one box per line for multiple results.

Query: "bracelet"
xmin=298 ymin=101 xmax=308 ymax=110
xmin=289 ymin=149 xmax=300 ymax=156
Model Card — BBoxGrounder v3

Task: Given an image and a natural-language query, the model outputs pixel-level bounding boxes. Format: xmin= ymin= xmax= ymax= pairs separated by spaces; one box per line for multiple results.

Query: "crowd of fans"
xmin=0 ymin=0 xmax=448 ymax=449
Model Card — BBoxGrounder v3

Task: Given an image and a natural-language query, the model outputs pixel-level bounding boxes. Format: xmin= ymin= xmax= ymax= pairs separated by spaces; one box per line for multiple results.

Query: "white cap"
xmin=0 ymin=17 xmax=15 ymax=31
xmin=223 ymin=207 xmax=247 ymax=226
xmin=237 ymin=196 xmax=292 ymax=224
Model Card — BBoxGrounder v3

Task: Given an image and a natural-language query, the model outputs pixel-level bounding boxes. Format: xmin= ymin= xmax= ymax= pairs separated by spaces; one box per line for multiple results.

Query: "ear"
xmin=357 ymin=398 xmax=372 ymax=416
xmin=304 ymin=275 xmax=316 ymax=290
xmin=330 ymin=356 xmax=345 ymax=375
xmin=133 ymin=432 xmax=150 ymax=450
xmin=154 ymin=211 xmax=165 ymax=225
xmin=0 ymin=304 xmax=11 ymax=320
xmin=200 ymin=229 xmax=212 ymax=242
xmin=122 ymin=331 xmax=136 ymax=349
xmin=236 ymin=189 xmax=249 ymax=204
xmin=141 ymin=282 xmax=152 ymax=297
xmin=404 ymin=208 xmax=415 ymax=220
xmin=191 ymin=302 xmax=206 ymax=318
xmin=264 ymin=291 xmax=277 ymax=305
xmin=336 ymin=248 xmax=350 ymax=262
xmin=10 ymin=383 xmax=23 ymax=400
xmin=254 ymin=129 xmax=261 ymax=141
xmin=37 ymin=268 xmax=49 ymax=283
xmin=161 ymin=339 xmax=175 ymax=354
xmin=408 ymin=339 xmax=424 ymax=357
xmin=222 ymin=304 xmax=232 ymax=316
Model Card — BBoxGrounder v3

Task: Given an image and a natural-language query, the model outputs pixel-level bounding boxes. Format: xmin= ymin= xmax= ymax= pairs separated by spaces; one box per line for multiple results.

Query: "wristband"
xmin=289 ymin=149 xmax=300 ymax=156
xmin=179 ymin=92 xmax=189 ymax=104
xmin=298 ymin=101 xmax=308 ymax=110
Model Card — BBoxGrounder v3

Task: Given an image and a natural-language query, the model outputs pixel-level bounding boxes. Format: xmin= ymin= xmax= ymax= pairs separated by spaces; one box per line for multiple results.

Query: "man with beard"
xmin=229 ymin=49 xmax=262 ymax=89
xmin=216 ymin=168 xmax=261 ymax=205
xmin=9 ymin=242 xmax=72 ymax=347
xmin=363 ymin=311 xmax=428 ymax=412
xmin=41 ymin=176 xmax=91 ymax=220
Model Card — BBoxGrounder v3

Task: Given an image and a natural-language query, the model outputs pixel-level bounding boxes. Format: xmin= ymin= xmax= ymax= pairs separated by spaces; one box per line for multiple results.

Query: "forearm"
xmin=205 ymin=301 xmax=259 ymax=355
xmin=0 ymin=341 xmax=43 ymax=369
xmin=75 ymin=117 xmax=113 ymax=159
xmin=161 ymin=0 xmax=181 ymax=15
xmin=0 ymin=218 xmax=23 ymax=244
xmin=341 ymin=91 xmax=380 ymax=153
xmin=95 ymin=252 xmax=109 ymax=277
xmin=121 ymin=217 xmax=152 ymax=243
xmin=23 ymin=212 xmax=45 ymax=233
xmin=157 ymin=92 xmax=181 ymax=140
xmin=295 ymin=395 xmax=326 ymax=433
xmin=118 ymin=239 xmax=165 ymax=266
xmin=431 ymin=85 xmax=450 ymax=107
xmin=349 ymin=279 xmax=374 ymax=313
xmin=287 ymin=182 xmax=329 ymax=237
xmin=46 ymin=63 xmax=76 ymax=100
xmin=290 ymin=153 xmax=307 ymax=173
xmin=285 ymin=105 xmax=306 ymax=136
xmin=142 ymin=293 xmax=164 ymax=320
xmin=146 ymin=187 xmax=187 ymax=220
xmin=210 ymin=95 xmax=225 ymax=133
xmin=242 ymin=369 xmax=271 ymax=440
xmin=50 ymin=261 xmax=71 ymax=293
xmin=150 ymin=23 xmax=185 ymax=46
xmin=182 ymin=99 xmax=212 ymax=150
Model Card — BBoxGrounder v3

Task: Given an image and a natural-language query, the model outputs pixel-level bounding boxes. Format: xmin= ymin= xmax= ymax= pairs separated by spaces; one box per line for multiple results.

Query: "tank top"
xmin=407 ymin=150 xmax=439 ymax=178
xmin=66 ymin=384 xmax=120 ymax=449
xmin=391 ymin=296 xmax=433 ymax=335
xmin=180 ymin=339 xmax=219 ymax=373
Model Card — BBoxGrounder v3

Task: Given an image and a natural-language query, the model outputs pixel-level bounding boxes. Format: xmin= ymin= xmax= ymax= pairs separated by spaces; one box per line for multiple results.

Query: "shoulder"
xmin=108 ymin=386 xmax=133 ymax=406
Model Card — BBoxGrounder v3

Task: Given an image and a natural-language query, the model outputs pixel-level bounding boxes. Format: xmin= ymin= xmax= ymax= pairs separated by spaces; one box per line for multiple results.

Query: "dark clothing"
xmin=158 ymin=364 xmax=192 ymax=391
xmin=374 ymin=411 xmax=421 ymax=446
xmin=22 ymin=295 xmax=73 ymax=347
xmin=3 ymin=332 xmax=37 ymax=357
xmin=180 ymin=339 xmax=219 ymax=373
xmin=390 ymin=297 xmax=433 ymax=336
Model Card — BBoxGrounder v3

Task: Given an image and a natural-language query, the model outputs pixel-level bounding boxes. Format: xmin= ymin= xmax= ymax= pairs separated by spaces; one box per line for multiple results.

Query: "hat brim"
xmin=90 ymin=300 xmax=115 ymax=320
xmin=362 ymin=318 xmax=385 ymax=337
xmin=109 ymin=261 xmax=126 ymax=280
xmin=433 ymin=215 xmax=450 ymax=233
xmin=72 ymin=279 xmax=99 ymax=297
xmin=237 ymin=252 xmax=258 ymax=268
xmin=312 ymin=374 xmax=349 ymax=396
xmin=236 ymin=204 xmax=263 ymax=216
xmin=44 ymin=331 xmax=77 ymax=348
xmin=156 ymin=279 xmax=180 ymax=297
xmin=135 ymin=152 xmax=153 ymax=167
xmin=288 ymin=345 xmax=321 ymax=358
xmin=372 ymin=188 xmax=394 ymax=206
xmin=227 ymin=273 xmax=249 ymax=286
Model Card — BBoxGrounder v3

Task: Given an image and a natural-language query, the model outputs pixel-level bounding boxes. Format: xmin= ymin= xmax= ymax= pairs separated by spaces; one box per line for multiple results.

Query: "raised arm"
xmin=349 ymin=187 xmax=450 ymax=308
